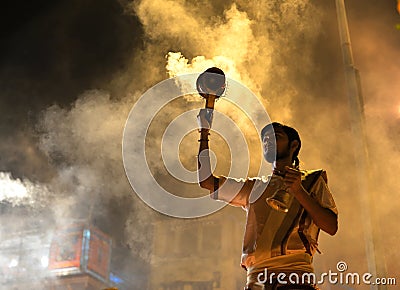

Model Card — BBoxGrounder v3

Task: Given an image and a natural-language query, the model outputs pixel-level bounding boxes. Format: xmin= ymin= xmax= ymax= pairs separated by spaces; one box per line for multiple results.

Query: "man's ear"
xmin=290 ymin=140 xmax=299 ymax=153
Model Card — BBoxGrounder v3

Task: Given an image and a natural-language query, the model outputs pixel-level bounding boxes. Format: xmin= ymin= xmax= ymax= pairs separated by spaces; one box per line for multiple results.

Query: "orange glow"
xmin=398 ymin=0 xmax=400 ymax=14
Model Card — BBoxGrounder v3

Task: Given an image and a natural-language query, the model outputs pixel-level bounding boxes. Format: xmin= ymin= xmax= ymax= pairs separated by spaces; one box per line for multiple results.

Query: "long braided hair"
xmin=261 ymin=122 xmax=301 ymax=169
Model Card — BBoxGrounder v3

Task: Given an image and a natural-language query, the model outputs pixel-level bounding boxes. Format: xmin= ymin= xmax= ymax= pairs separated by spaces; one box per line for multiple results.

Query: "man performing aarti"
xmin=196 ymin=68 xmax=338 ymax=290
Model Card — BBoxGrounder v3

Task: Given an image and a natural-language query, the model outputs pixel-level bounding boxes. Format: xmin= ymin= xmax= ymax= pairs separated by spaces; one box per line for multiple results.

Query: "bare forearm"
xmin=294 ymin=187 xmax=338 ymax=235
xmin=197 ymin=129 xmax=214 ymax=190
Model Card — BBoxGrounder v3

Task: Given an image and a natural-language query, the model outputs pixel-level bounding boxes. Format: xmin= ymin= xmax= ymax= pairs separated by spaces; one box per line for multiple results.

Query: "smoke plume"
xmin=0 ymin=0 xmax=399 ymax=289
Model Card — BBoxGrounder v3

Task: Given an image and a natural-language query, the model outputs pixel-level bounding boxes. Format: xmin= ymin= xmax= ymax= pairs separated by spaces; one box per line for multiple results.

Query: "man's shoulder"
xmin=302 ymin=169 xmax=328 ymax=183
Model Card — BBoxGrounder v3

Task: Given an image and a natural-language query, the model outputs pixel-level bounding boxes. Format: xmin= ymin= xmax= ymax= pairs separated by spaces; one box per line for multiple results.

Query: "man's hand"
xmin=197 ymin=108 xmax=214 ymax=131
xmin=283 ymin=166 xmax=304 ymax=196
xmin=284 ymin=166 xmax=338 ymax=235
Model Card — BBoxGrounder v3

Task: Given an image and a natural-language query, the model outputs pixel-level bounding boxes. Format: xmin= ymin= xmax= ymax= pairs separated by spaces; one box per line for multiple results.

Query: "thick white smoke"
xmin=0 ymin=172 xmax=51 ymax=207
xmin=1 ymin=0 xmax=398 ymax=289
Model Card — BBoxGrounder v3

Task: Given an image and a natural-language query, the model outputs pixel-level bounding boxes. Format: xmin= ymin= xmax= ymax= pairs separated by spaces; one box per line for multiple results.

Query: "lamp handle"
xmin=205 ymin=95 xmax=216 ymax=109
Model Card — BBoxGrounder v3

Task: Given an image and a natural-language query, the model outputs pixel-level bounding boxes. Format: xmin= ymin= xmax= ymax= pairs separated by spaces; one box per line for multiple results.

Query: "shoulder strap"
xmin=302 ymin=170 xmax=324 ymax=191
xmin=278 ymin=170 xmax=323 ymax=255
xmin=298 ymin=170 xmax=324 ymax=254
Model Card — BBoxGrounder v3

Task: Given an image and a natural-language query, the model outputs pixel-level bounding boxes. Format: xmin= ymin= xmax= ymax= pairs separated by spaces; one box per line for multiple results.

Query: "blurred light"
xmin=397 ymin=0 xmax=400 ymax=15
xmin=110 ymin=272 xmax=124 ymax=284
xmin=41 ymin=256 xmax=49 ymax=268
xmin=8 ymin=259 xmax=18 ymax=268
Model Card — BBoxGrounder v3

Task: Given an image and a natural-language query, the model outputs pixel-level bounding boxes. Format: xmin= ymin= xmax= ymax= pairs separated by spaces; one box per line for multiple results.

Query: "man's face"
xmin=262 ymin=127 xmax=291 ymax=163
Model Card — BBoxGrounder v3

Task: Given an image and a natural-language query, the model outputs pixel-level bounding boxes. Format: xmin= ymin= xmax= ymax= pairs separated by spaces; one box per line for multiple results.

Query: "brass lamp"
xmin=196 ymin=67 xmax=226 ymax=109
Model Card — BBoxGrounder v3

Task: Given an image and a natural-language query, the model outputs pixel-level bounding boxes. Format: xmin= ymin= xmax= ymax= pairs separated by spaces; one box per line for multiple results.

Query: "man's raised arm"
xmin=197 ymin=108 xmax=219 ymax=192
xmin=196 ymin=109 xmax=256 ymax=208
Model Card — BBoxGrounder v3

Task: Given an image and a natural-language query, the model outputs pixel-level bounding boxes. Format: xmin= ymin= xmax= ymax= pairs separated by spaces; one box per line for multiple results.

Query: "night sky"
xmin=0 ymin=0 xmax=143 ymax=180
